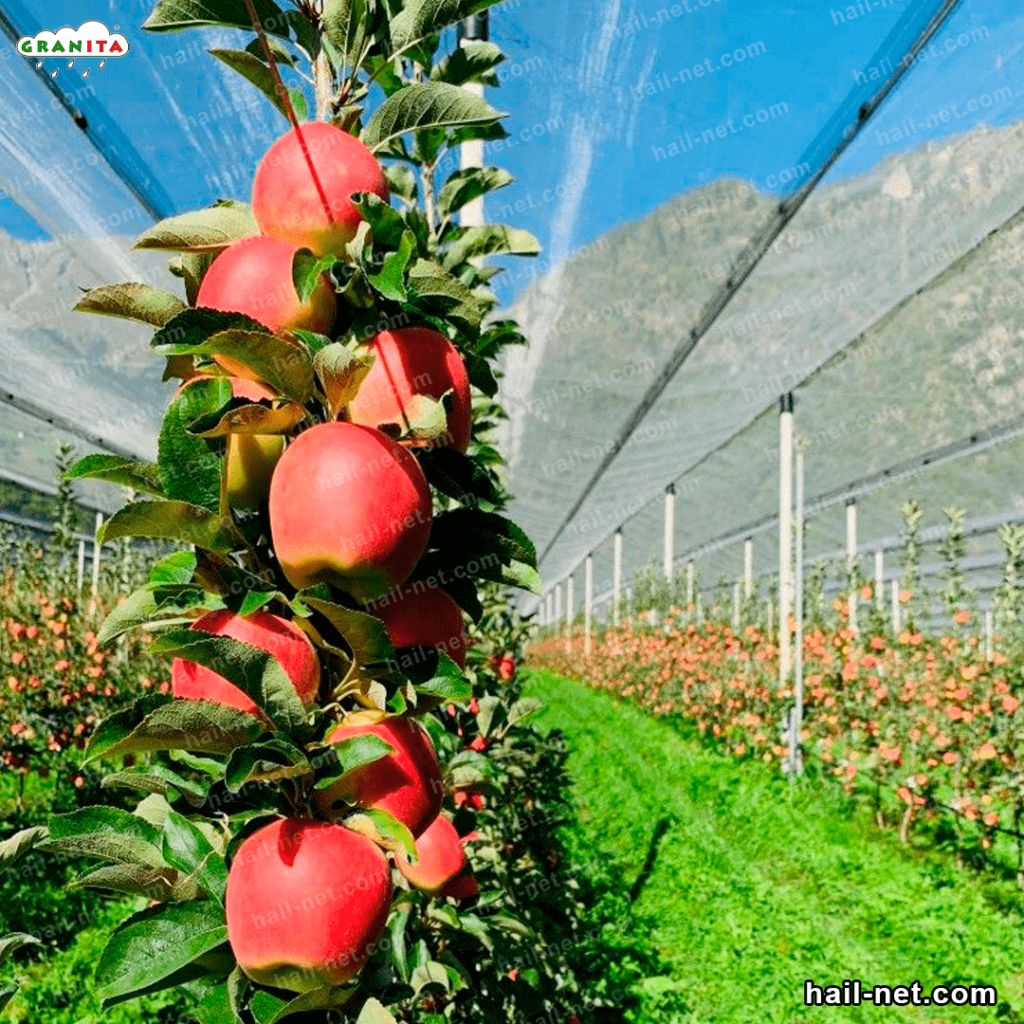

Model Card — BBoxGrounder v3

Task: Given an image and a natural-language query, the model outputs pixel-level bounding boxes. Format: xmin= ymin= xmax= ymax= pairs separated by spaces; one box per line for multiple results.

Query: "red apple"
xmin=395 ymin=814 xmax=473 ymax=895
xmin=366 ymin=583 xmax=467 ymax=668
xmin=196 ymin=235 xmax=336 ymax=376
xmin=268 ymin=422 xmax=432 ymax=602
xmin=347 ymin=327 xmax=472 ymax=452
xmin=439 ymin=873 xmax=479 ymax=899
xmin=317 ymin=712 xmax=442 ymax=837
xmin=226 ymin=818 xmax=391 ymax=992
xmin=252 ymin=123 xmax=389 ymax=256
xmin=171 ymin=609 xmax=320 ymax=716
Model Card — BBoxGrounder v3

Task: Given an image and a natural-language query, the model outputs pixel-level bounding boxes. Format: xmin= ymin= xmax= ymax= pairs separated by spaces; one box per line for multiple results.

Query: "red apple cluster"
xmin=167 ymin=122 xmax=479 ymax=992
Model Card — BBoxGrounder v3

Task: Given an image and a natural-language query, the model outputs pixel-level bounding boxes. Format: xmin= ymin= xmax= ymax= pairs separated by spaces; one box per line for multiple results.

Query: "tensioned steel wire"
xmin=534 ymin=0 xmax=966 ymax=574
xmin=533 ymin=176 xmax=1024 ymax=610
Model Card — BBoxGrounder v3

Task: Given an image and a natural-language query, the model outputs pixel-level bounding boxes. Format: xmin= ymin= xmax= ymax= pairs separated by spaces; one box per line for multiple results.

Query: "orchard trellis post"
xmin=874 ymin=549 xmax=884 ymax=610
xmin=89 ymin=512 xmax=103 ymax=614
xmin=686 ymin=560 xmax=695 ymax=615
xmin=891 ymin=579 xmax=900 ymax=633
xmin=789 ymin=444 xmax=806 ymax=778
xmin=76 ymin=539 xmax=86 ymax=593
xmin=613 ymin=529 xmax=623 ymax=626
xmin=744 ymin=537 xmax=754 ymax=600
xmin=584 ymin=555 xmax=593 ymax=655
xmin=566 ymin=575 xmax=575 ymax=651
xmin=846 ymin=498 xmax=858 ymax=633
xmin=555 ymin=584 xmax=563 ymax=637
xmin=985 ymin=608 xmax=994 ymax=662
xmin=732 ymin=582 xmax=741 ymax=628
xmin=457 ymin=13 xmax=488 ymax=228
xmin=663 ymin=484 xmax=676 ymax=585
xmin=778 ymin=393 xmax=795 ymax=680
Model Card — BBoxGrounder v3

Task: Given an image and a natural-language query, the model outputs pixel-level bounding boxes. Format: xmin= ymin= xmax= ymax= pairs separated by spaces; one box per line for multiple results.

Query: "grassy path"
xmin=524 ymin=670 xmax=1024 ymax=1024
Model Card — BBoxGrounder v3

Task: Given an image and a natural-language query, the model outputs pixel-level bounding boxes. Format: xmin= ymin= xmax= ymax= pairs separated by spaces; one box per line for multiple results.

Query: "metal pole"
xmin=89 ymin=513 xmax=103 ymax=615
xmin=612 ymin=529 xmax=623 ymax=626
xmin=744 ymin=537 xmax=754 ymax=600
xmin=874 ymin=549 xmax=884 ymax=609
xmin=732 ymin=582 xmax=741 ymax=629
xmin=566 ymin=575 xmax=575 ymax=650
xmin=891 ymin=579 xmax=900 ymax=634
xmin=778 ymin=394 xmax=794 ymax=681
xmin=846 ymin=498 xmax=858 ymax=634
xmin=792 ymin=449 xmax=805 ymax=778
xmin=458 ymin=13 xmax=489 ymax=229
xmin=555 ymin=584 xmax=563 ymax=637
xmin=663 ymin=484 xmax=676 ymax=585
xmin=686 ymin=561 xmax=695 ymax=613
xmin=584 ymin=555 xmax=593 ymax=655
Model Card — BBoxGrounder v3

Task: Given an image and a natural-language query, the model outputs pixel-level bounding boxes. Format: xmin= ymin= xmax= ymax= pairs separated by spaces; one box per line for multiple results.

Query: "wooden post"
xmin=778 ymin=394 xmax=794 ymax=681
xmin=76 ymin=539 xmax=86 ymax=593
xmin=613 ymin=529 xmax=623 ymax=627
xmin=846 ymin=499 xmax=858 ymax=634
xmin=891 ymin=579 xmax=900 ymax=634
xmin=874 ymin=550 xmax=884 ymax=609
xmin=584 ymin=555 xmax=593 ymax=655
xmin=663 ymin=484 xmax=676 ymax=585
xmin=744 ymin=537 xmax=754 ymax=600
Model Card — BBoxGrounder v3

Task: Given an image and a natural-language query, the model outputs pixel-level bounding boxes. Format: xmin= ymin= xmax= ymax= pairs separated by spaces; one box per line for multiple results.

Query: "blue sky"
xmin=1 ymin=0 xmax=1021 ymax=294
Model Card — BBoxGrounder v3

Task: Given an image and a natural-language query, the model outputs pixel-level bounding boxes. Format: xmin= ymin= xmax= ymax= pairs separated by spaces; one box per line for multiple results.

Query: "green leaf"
xmin=135 ymin=202 xmax=260 ymax=251
xmin=352 ymin=193 xmax=408 ymax=249
xmin=437 ymin=167 xmax=512 ymax=220
xmin=251 ymin=984 xmax=357 ymax=1022
xmin=296 ymin=591 xmax=394 ymax=667
xmin=96 ymin=900 xmax=229 ymax=1009
xmin=182 ymin=334 xmax=315 ymax=406
xmin=150 ymin=630 xmax=310 ymax=736
xmin=179 ymin=378 xmax=305 ymax=438
xmin=102 ymin=764 xmax=208 ymax=803
xmin=292 ymin=250 xmax=339 ymax=303
xmin=323 ymin=0 xmax=371 ymax=70
xmin=97 ymin=582 xmax=211 ymax=645
xmin=100 ymin=500 xmax=239 ymax=555
xmin=144 ymin=0 xmax=291 ymax=35
xmin=475 ymin=694 xmax=505 ymax=736
xmin=366 ymin=229 xmax=415 ymax=302
xmin=0 ymin=933 xmax=40 ymax=967
xmin=389 ymin=0 xmax=501 ymax=51
xmin=0 ymin=826 xmax=48 ymax=876
xmin=418 ymin=448 xmax=500 ymax=511
xmin=443 ymin=225 xmax=540 ymax=269
xmin=428 ymin=509 xmax=539 ymax=593
xmin=66 ymin=453 xmax=166 ymax=497
xmin=507 ymin=697 xmax=543 ymax=727
xmin=159 ymin=399 xmax=223 ymax=512
xmin=224 ymin=738 xmax=312 ymax=792
xmin=40 ymin=807 xmax=166 ymax=868
xmin=356 ymin=997 xmax=399 ymax=1024
xmin=432 ymin=40 xmax=504 ymax=87
xmin=69 ymin=863 xmax=204 ymax=902
xmin=411 ymin=652 xmax=472 ymax=702
xmin=344 ymin=808 xmax=416 ymax=860
xmin=405 ymin=262 xmax=484 ymax=329
xmin=313 ymin=343 xmax=373 ymax=419
xmin=195 ymin=983 xmax=243 ymax=1024
xmin=312 ymin=734 xmax=394 ymax=790
xmin=410 ymin=960 xmax=452 ymax=994
xmin=151 ymin=549 xmax=199 ymax=586
xmin=162 ymin=810 xmax=229 ymax=900
xmin=74 ymin=283 xmax=188 ymax=327
xmin=384 ymin=165 xmax=417 ymax=203
xmin=84 ymin=695 xmax=266 ymax=763
xmin=362 ymin=82 xmax=503 ymax=153
xmin=209 ymin=48 xmax=297 ymax=123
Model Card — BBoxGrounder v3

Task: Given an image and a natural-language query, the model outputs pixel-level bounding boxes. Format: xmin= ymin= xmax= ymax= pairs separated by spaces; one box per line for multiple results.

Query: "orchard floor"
xmin=524 ymin=670 xmax=1024 ymax=1024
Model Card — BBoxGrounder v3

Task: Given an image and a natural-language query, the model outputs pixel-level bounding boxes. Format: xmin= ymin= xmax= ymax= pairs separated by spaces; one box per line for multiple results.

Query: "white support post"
xmin=584 ymin=555 xmax=593 ymax=655
xmin=744 ymin=538 xmax=754 ymax=600
xmin=985 ymin=609 xmax=994 ymax=662
xmin=696 ymin=592 xmax=704 ymax=625
xmin=890 ymin=579 xmax=900 ymax=634
xmin=458 ymin=15 xmax=488 ymax=229
xmin=89 ymin=513 xmax=103 ymax=614
xmin=554 ymin=584 xmax=563 ymax=637
xmin=566 ymin=575 xmax=575 ymax=649
xmin=686 ymin=561 xmax=695 ymax=613
xmin=874 ymin=550 xmax=884 ymax=609
xmin=846 ymin=499 xmax=858 ymax=634
xmin=791 ymin=448 xmax=805 ymax=778
xmin=613 ymin=529 xmax=623 ymax=627
xmin=767 ymin=599 xmax=774 ymax=637
xmin=76 ymin=539 xmax=86 ymax=593
xmin=778 ymin=394 xmax=795 ymax=681
xmin=732 ymin=582 xmax=741 ymax=628
xmin=663 ymin=484 xmax=676 ymax=584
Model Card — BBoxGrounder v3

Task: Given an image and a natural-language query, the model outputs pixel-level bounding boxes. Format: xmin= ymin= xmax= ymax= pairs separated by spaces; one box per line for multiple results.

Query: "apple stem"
xmin=241 ymin=0 xmax=336 ymax=226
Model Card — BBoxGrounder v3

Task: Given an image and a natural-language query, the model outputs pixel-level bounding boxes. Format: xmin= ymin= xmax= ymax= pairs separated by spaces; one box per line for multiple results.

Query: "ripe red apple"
xmin=497 ymin=656 xmax=516 ymax=680
xmin=317 ymin=713 xmax=442 ymax=837
xmin=366 ymin=583 xmax=467 ymax=668
xmin=252 ymin=123 xmax=389 ymax=256
xmin=226 ymin=818 xmax=391 ymax=992
xmin=395 ymin=814 xmax=473 ymax=896
xmin=347 ymin=327 xmax=472 ymax=452
xmin=268 ymin=422 xmax=432 ymax=602
xmin=171 ymin=609 xmax=320 ymax=716
xmin=196 ymin=235 xmax=336 ymax=376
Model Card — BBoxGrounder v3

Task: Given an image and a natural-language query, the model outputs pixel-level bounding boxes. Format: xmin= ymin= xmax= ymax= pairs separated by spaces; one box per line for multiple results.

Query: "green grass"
xmin=525 ymin=670 xmax=1024 ymax=1024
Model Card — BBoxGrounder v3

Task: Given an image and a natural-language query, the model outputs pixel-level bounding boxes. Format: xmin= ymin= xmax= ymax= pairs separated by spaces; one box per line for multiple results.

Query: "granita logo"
xmin=18 ymin=21 xmax=129 ymax=58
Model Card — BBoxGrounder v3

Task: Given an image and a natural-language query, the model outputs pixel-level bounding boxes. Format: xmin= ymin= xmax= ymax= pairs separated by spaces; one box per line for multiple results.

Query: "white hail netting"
xmin=1 ymin=0 xmax=1022 ymax=620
